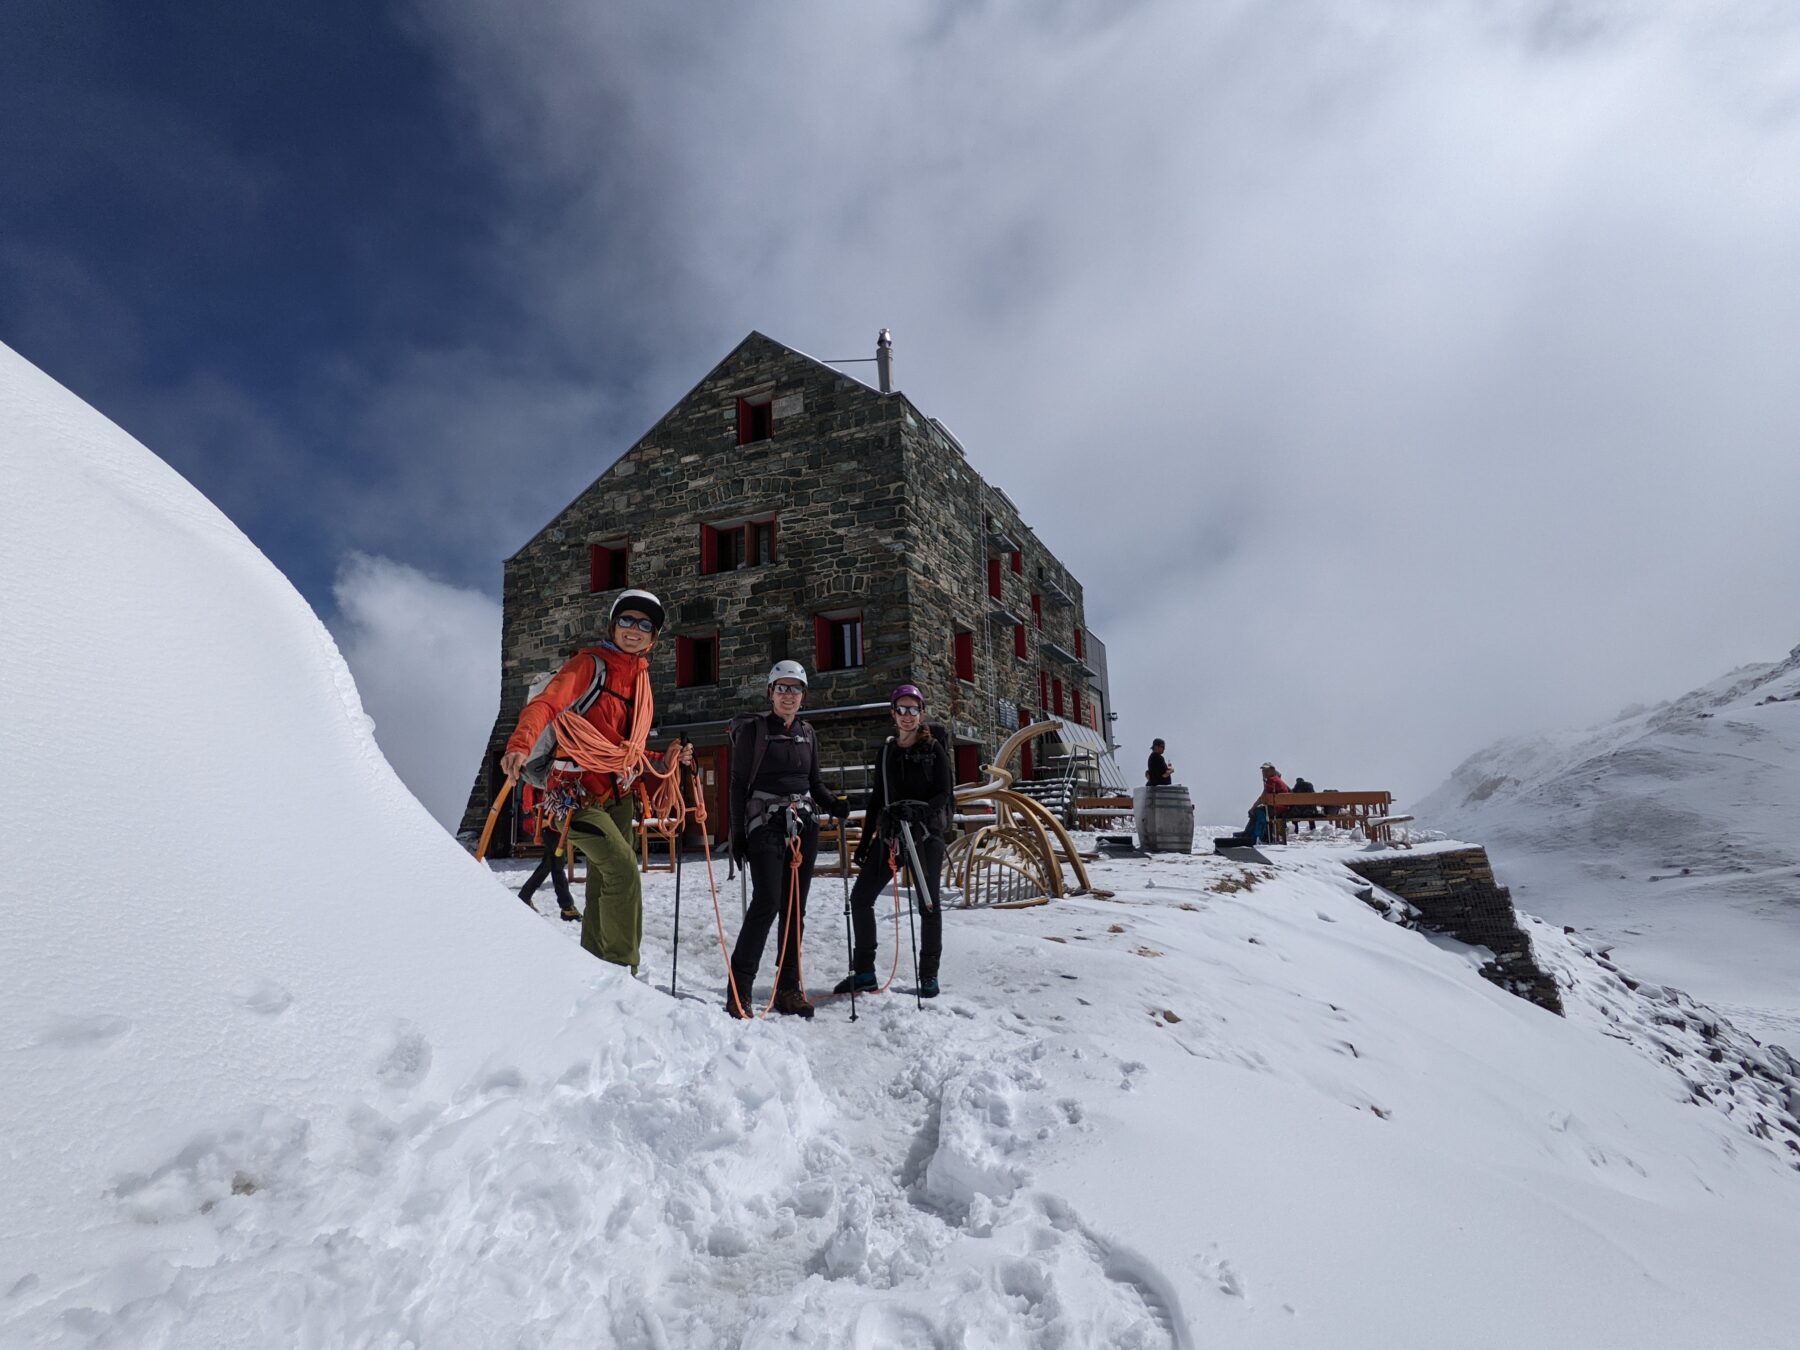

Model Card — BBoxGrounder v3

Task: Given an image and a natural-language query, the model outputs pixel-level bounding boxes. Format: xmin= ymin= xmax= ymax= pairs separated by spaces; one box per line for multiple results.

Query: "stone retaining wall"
xmin=1347 ymin=848 xmax=1564 ymax=1014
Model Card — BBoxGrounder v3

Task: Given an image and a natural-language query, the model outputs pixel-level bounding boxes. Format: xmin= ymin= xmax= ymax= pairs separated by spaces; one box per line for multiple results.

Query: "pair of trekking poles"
xmin=840 ymin=806 xmax=936 ymax=1022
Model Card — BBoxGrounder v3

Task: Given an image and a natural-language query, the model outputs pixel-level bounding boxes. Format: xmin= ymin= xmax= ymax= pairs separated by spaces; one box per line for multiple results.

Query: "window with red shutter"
xmin=1013 ymin=624 xmax=1027 ymax=660
xmin=589 ymin=541 xmax=628 ymax=592
xmin=955 ymin=744 xmax=981 ymax=785
xmin=1074 ymin=628 xmax=1084 ymax=659
xmin=1031 ymin=594 xmax=1042 ymax=628
xmin=1010 ymin=552 xmax=1022 ymax=575
xmin=736 ymin=397 xmax=774 ymax=444
xmin=987 ymin=558 xmax=1002 ymax=599
xmin=676 ymin=634 xmax=719 ymax=688
xmin=816 ymin=612 xmax=862 ymax=671
xmin=953 ymin=629 xmax=974 ymax=683
xmin=1052 ymin=678 xmax=1064 ymax=716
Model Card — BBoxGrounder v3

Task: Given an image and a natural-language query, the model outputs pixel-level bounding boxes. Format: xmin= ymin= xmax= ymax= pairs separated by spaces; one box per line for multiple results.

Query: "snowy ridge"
xmin=1417 ymin=644 xmax=1800 ymax=1040
xmin=5 ymin=341 xmax=1800 ymax=1347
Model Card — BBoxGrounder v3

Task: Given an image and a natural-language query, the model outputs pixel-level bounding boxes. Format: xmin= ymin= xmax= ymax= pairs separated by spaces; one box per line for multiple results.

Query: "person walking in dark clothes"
xmin=725 ymin=661 xmax=847 ymax=1019
xmin=834 ymin=684 xmax=955 ymax=999
xmin=517 ymin=804 xmax=579 ymax=921
xmin=1146 ymin=739 xmax=1173 ymax=786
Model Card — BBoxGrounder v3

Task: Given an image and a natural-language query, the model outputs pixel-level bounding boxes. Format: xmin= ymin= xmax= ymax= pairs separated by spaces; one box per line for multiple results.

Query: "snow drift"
xmin=4 ymin=340 xmax=1800 ymax=1348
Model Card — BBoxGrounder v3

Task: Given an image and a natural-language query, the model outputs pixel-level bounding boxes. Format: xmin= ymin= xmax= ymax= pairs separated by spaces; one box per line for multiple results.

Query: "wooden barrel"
xmin=1136 ymin=784 xmax=1195 ymax=853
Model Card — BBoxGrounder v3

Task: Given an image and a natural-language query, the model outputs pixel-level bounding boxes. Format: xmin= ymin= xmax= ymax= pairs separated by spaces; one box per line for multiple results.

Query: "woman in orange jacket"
xmin=500 ymin=589 xmax=689 ymax=972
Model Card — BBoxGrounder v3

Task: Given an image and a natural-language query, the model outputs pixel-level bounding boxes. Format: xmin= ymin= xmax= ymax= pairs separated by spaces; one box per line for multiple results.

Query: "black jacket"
xmin=730 ymin=712 xmax=838 ymax=836
xmin=864 ymin=734 xmax=955 ymax=841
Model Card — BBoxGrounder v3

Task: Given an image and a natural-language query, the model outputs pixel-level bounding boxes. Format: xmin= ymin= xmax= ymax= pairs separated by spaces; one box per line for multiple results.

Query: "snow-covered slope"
xmin=3 ymin=341 xmax=1799 ymax=1348
xmin=1418 ymin=647 xmax=1800 ymax=1041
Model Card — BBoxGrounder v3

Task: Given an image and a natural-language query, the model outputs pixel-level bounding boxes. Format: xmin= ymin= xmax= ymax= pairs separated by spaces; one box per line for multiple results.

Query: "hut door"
xmin=689 ymin=744 xmax=729 ymax=843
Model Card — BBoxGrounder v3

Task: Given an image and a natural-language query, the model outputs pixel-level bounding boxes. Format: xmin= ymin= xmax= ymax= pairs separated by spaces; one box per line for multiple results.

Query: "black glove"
xmin=730 ymin=829 xmax=748 ymax=867
xmin=830 ymin=795 xmax=851 ymax=822
xmin=885 ymin=800 xmax=930 ymax=827
xmin=852 ymin=836 xmax=874 ymax=868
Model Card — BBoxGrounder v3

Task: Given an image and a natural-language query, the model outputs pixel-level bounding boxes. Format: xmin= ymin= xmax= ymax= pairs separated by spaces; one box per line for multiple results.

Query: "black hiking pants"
xmin=730 ymin=818 xmax=820 ymax=994
xmin=518 ymin=843 xmax=574 ymax=909
xmin=849 ymin=831 xmax=943 ymax=982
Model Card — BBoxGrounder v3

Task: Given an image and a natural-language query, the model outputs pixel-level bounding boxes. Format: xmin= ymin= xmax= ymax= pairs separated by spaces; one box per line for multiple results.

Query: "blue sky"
xmin=7 ymin=0 xmax=1800 ymax=825
xmin=1 ymin=1 xmax=528 ymax=601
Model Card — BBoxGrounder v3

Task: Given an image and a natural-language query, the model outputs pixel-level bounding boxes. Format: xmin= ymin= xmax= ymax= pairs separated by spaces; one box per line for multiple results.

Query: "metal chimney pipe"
xmin=876 ymin=328 xmax=892 ymax=393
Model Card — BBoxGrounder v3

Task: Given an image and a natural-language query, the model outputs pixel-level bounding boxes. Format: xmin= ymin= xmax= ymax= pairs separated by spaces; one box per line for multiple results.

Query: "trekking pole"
xmin=669 ymin=737 xmax=688 ymax=999
xmin=475 ymin=772 xmax=516 ymax=863
xmin=899 ymin=823 xmax=923 ymax=1010
xmin=841 ymin=813 xmax=857 ymax=1023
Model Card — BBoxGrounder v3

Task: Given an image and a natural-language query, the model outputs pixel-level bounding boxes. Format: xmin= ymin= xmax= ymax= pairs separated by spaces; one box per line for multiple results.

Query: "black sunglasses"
xmin=613 ymin=614 xmax=658 ymax=634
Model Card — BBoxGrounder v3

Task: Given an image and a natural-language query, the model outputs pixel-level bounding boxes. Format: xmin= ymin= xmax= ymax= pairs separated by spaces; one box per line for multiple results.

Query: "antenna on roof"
xmin=876 ymin=328 xmax=893 ymax=394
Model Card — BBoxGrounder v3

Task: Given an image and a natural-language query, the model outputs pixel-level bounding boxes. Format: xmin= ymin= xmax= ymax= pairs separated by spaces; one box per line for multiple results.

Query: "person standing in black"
xmin=834 ymin=684 xmax=955 ymax=999
xmin=725 ymin=660 xmax=846 ymax=1019
xmin=1146 ymin=738 xmax=1174 ymax=786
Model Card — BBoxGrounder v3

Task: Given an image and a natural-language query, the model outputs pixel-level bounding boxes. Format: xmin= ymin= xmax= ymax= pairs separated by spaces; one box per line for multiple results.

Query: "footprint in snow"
xmin=232 ymin=978 xmax=294 ymax=1015
xmin=32 ymin=1013 xmax=131 ymax=1049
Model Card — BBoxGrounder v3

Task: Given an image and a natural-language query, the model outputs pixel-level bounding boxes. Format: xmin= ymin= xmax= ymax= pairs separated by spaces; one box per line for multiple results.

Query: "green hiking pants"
xmin=566 ymin=795 xmax=642 ymax=972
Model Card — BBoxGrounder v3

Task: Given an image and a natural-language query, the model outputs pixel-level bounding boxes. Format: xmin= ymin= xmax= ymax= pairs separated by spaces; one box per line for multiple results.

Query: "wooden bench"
xmin=1074 ymin=795 xmax=1135 ymax=828
xmin=1259 ymin=791 xmax=1398 ymax=843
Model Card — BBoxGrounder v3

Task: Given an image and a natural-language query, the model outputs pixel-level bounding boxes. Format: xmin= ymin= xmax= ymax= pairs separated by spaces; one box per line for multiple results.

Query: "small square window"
xmin=701 ymin=516 xmax=779 ymax=575
xmin=814 ymin=612 xmax=864 ymax=672
xmin=589 ymin=541 xmax=629 ymax=592
xmin=676 ymin=633 xmax=719 ymax=688
xmin=737 ymin=397 xmax=774 ymax=445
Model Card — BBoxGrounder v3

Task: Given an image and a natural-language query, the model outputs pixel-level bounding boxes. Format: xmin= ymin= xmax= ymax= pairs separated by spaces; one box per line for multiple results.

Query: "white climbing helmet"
xmin=609 ymin=588 xmax=665 ymax=631
xmin=767 ymin=659 xmax=809 ymax=690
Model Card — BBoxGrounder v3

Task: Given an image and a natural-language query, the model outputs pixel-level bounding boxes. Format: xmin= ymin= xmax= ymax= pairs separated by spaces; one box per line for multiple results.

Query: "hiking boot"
xmin=559 ymin=906 xmax=581 ymax=922
xmin=772 ymin=988 xmax=815 ymax=1019
xmin=833 ymin=971 xmax=878 ymax=996
xmin=724 ymin=990 xmax=753 ymax=1020
xmin=919 ymin=976 xmax=940 ymax=999
xmin=519 ymin=893 xmax=539 ymax=910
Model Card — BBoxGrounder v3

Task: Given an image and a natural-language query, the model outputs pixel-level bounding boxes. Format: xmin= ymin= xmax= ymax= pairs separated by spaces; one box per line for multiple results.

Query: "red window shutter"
xmin=1052 ymin=678 xmax=1064 ymax=715
xmin=700 ymin=524 xmax=717 ymax=576
xmin=590 ymin=544 xmax=605 ymax=593
xmin=955 ymin=744 xmax=980 ymax=785
xmin=814 ymin=615 xmax=832 ymax=672
xmin=676 ymin=638 xmax=693 ymax=688
xmin=736 ymin=398 xmax=751 ymax=445
xmin=1072 ymin=689 xmax=1083 ymax=722
xmin=1010 ymin=552 xmax=1022 ymax=575
xmin=1074 ymin=628 xmax=1084 ymax=658
xmin=987 ymin=558 xmax=1001 ymax=598
xmin=954 ymin=630 xmax=973 ymax=682
xmin=1013 ymin=624 xmax=1026 ymax=659
xmin=1031 ymin=594 xmax=1042 ymax=628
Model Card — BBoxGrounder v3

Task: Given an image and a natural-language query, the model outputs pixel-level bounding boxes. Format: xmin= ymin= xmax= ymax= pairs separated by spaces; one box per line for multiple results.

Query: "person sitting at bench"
xmin=1290 ymin=775 xmax=1320 ymax=831
xmin=1245 ymin=762 xmax=1289 ymax=844
xmin=1145 ymin=739 xmax=1174 ymax=787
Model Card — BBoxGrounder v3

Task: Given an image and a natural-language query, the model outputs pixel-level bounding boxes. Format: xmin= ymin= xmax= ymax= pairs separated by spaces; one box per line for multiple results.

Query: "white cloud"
xmin=403 ymin=0 xmax=1800 ymax=816
xmin=331 ymin=553 xmax=500 ymax=829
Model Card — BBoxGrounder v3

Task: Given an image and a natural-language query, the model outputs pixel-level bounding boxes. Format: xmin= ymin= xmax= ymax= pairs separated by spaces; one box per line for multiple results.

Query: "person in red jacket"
xmin=499 ymin=589 xmax=688 ymax=972
xmin=1247 ymin=762 xmax=1290 ymax=844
